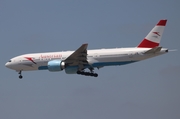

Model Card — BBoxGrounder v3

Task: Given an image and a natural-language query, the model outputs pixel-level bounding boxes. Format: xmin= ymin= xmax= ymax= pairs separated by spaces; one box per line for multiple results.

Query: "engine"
xmin=48 ymin=60 xmax=66 ymax=72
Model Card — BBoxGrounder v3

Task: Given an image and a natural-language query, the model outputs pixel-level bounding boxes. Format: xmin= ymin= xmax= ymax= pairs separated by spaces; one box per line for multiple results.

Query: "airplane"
xmin=5 ymin=19 xmax=169 ymax=79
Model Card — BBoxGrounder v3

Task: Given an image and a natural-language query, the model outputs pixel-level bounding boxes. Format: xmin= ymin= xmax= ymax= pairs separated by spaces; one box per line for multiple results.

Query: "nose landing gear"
xmin=18 ymin=71 xmax=23 ymax=79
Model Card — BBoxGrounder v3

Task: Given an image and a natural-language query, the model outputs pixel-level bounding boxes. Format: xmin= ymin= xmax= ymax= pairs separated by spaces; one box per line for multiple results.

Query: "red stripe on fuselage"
xmin=24 ymin=57 xmax=36 ymax=64
xmin=138 ymin=39 xmax=159 ymax=48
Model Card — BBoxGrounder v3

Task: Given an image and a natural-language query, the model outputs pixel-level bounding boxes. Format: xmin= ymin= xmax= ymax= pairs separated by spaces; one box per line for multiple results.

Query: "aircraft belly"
xmin=90 ymin=55 xmax=137 ymax=67
xmin=19 ymin=61 xmax=47 ymax=71
xmin=15 ymin=64 xmax=38 ymax=71
xmin=92 ymin=61 xmax=136 ymax=67
xmin=94 ymin=55 xmax=133 ymax=62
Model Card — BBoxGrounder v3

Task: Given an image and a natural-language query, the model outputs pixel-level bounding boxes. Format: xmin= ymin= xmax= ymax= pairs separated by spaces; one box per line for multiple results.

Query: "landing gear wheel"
xmin=77 ymin=71 xmax=81 ymax=74
xmin=18 ymin=71 xmax=23 ymax=79
xmin=76 ymin=70 xmax=98 ymax=77
xmin=93 ymin=73 xmax=98 ymax=77
xmin=19 ymin=75 xmax=23 ymax=79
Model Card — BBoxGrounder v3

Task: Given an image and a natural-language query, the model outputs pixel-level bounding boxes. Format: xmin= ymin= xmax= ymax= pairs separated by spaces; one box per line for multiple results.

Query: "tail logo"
xmin=153 ymin=32 xmax=160 ymax=36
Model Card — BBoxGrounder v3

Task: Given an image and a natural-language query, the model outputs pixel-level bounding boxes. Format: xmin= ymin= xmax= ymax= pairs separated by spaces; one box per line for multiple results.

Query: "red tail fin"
xmin=138 ymin=20 xmax=167 ymax=48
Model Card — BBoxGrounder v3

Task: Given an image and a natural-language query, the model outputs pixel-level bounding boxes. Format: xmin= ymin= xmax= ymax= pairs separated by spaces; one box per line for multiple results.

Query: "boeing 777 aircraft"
xmin=5 ymin=20 xmax=169 ymax=79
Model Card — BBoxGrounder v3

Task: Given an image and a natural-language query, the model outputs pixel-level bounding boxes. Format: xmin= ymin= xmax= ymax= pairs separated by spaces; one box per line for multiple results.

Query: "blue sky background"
xmin=1 ymin=0 xmax=180 ymax=119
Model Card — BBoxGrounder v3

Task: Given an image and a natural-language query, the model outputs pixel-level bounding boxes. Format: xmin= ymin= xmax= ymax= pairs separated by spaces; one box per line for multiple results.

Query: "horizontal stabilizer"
xmin=144 ymin=47 xmax=162 ymax=54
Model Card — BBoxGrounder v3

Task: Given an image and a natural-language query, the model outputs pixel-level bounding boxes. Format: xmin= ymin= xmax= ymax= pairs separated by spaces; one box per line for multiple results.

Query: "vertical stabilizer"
xmin=138 ymin=20 xmax=167 ymax=48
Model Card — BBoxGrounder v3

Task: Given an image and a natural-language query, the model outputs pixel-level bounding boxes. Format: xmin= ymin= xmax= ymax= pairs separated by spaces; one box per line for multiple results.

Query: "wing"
xmin=65 ymin=44 xmax=88 ymax=70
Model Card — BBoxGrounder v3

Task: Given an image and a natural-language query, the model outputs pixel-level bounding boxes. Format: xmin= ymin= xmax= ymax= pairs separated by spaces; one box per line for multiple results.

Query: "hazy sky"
xmin=1 ymin=0 xmax=180 ymax=119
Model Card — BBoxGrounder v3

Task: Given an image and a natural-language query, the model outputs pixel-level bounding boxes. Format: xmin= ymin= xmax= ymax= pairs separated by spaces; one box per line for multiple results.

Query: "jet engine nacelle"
xmin=48 ymin=60 xmax=65 ymax=72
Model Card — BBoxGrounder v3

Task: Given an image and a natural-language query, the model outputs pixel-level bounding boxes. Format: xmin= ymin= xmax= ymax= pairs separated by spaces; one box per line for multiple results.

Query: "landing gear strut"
xmin=18 ymin=71 xmax=23 ymax=79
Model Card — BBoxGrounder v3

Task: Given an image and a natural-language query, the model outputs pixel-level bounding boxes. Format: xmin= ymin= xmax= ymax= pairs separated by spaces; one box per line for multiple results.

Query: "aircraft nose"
xmin=5 ymin=62 xmax=14 ymax=69
xmin=5 ymin=62 xmax=10 ymax=68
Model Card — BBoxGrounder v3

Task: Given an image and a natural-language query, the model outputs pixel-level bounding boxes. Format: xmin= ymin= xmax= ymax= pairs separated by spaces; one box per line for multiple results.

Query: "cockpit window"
xmin=8 ymin=60 xmax=12 ymax=62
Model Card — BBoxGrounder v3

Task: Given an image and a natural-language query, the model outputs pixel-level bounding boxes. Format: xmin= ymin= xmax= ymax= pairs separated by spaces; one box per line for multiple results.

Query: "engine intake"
xmin=48 ymin=60 xmax=65 ymax=72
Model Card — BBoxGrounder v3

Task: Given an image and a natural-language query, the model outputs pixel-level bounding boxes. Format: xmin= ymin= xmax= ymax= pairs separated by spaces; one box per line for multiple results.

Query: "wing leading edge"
xmin=65 ymin=44 xmax=88 ymax=70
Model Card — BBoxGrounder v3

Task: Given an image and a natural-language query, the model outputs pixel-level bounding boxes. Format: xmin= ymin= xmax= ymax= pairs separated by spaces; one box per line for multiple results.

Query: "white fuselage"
xmin=5 ymin=47 xmax=168 ymax=73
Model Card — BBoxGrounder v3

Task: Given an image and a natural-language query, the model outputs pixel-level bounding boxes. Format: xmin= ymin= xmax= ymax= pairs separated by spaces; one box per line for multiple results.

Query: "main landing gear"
xmin=18 ymin=71 xmax=23 ymax=79
xmin=77 ymin=71 xmax=98 ymax=77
